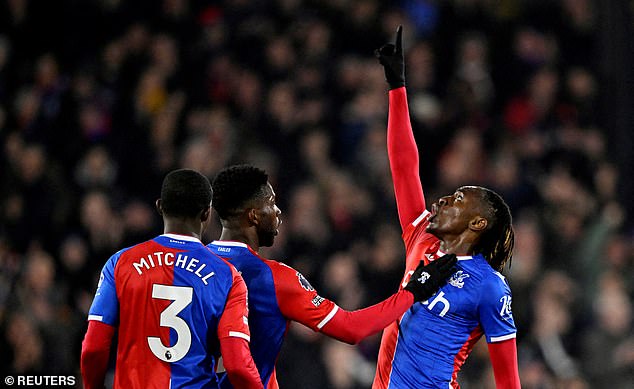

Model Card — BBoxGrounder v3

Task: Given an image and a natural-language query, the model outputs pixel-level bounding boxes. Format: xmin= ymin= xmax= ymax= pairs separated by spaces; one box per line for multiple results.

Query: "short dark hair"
xmin=212 ymin=165 xmax=269 ymax=219
xmin=160 ymin=169 xmax=212 ymax=218
xmin=469 ymin=187 xmax=515 ymax=272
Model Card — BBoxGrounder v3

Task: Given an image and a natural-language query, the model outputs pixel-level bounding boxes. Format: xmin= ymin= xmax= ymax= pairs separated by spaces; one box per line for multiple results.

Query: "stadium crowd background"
xmin=0 ymin=0 xmax=632 ymax=388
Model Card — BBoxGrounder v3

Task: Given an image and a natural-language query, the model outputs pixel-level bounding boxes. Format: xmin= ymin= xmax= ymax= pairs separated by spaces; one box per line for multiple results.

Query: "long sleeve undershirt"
xmin=387 ymin=87 xmax=427 ymax=231
xmin=320 ymin=289 xmax=414 ymax=344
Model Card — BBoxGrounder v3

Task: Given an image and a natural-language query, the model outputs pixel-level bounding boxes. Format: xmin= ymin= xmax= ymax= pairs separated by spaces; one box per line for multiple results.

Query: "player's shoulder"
xmin=477 ymin=261 xmax=512 ymax=295
xmin=264 ymin=259 xmax=316 ymax=290
xmin=263 ymin=257 xmax=297 ymax=274
xmin=108 ymin=239 xmax=155 ymax=267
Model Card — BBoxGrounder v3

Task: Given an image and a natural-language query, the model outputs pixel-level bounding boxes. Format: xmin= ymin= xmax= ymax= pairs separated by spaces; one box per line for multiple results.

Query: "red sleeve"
xmin=220 ymin=337 xmax=263 ymax=389
xmin=387 ymin=87 xmax=426 ymax=230
xmin=488 ymin=338 xmax=521 ymax=388
xmin=81 ymin=320 xmax=115 ymax=389
xmin=217 ymin=265 xmax=251 ymax=341
xmin=320 ymin=289 xmax=414 ymax=344
xmin=271 ymin=261 xmax=338 ymax=331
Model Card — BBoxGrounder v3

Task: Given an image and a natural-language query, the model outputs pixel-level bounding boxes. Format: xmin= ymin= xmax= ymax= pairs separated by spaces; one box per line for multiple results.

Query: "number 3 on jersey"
xmin=147 ymin=284 xmax=193 ymax=362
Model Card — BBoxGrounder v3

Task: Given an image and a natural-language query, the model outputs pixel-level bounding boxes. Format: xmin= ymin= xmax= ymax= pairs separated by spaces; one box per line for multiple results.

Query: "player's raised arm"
xmin=376 ymin=26 xmax=426 ymax=231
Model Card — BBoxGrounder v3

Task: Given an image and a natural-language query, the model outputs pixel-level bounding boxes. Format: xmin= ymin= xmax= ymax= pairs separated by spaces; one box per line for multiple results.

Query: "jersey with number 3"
xmin=373 ymin=210 xmax=516 ymax=388
xmin=88 ymin=234 xmax=251 ymax=389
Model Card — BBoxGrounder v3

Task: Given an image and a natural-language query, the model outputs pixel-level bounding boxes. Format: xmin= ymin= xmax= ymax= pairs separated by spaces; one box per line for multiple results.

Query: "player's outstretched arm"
xmin=488 ymin=339 xmax=521 ymax=388
xmin=320 ymin=255 xmax=456 ymax=344
xmin=376 ymin=26 xmax=426 ymax=230
xmin=81 ymin=320 xmax=115 ymax=389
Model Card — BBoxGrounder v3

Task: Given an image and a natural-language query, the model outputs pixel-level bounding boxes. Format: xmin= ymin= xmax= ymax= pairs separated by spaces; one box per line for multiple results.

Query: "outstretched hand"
xmin=375 ymin=25 xmax=405 ymax=89
xmin=404 ymin=254 xmax=457 ymax=302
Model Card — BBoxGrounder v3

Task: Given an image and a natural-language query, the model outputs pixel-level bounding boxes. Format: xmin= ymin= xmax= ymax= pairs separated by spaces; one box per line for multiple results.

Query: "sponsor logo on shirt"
xmin=499 ymin=295 xmax=513 ymax=318
xmin=296 ymin=272 xmax=315 ymax=291
xmin=311 ymin=295 xmax=325 ymax=307
xmin=448 ymin=270 xmax=470 ymax=288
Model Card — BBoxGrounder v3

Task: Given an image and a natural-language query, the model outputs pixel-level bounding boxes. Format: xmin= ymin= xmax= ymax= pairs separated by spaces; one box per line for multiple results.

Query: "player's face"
xmin=256 ymin=182 xmax=282 ymax=247
xmin=426 ymin=187 xmax=482 ymax=238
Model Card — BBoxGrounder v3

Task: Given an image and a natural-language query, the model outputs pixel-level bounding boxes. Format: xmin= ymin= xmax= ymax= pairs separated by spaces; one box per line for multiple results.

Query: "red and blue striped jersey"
xmin=373 ymin=211 xmax=516 ymax=388
xmin=207 ymin=241 xmax=338 ymax=389
xmin=88 ymin=234 xmax=251 ymax=389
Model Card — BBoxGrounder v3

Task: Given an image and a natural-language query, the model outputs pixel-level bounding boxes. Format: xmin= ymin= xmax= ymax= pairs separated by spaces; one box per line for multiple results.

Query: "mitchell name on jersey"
xmin=131 ymin=251 xmax=216 ymax=285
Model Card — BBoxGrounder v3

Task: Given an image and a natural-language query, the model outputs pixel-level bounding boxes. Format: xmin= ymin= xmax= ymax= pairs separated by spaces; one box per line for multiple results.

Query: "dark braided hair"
xmin=467 ymin=186 xmax=515 ymax=272
xmin=160 ymin=169 xmax=212 ymax=218
xmin=212 ymin=165 xmax=269 ymax=219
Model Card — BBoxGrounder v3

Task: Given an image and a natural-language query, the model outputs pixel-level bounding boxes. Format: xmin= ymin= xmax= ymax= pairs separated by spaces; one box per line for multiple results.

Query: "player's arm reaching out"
xmin=375 ymin=26 xmax=426 ymax=230
xmin=275 ymin=254 xmax=456 ymax=345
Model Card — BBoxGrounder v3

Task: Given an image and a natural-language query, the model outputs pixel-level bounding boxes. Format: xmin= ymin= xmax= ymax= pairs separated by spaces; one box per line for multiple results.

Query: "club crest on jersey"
xmin=448 ymin=270 xmax=470 ymax=288
xmin=297 ymin=272 xmax=314 ymax=291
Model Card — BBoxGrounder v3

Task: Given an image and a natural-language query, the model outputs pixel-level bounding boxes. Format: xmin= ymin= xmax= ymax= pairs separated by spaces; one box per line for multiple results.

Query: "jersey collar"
xmin=435 ymin=248 xmax=473 ymax=261
xmin=211 ymin=240 xmax=249 ymax=248
xmin=161 ymin=233 xmax=202 ymax=243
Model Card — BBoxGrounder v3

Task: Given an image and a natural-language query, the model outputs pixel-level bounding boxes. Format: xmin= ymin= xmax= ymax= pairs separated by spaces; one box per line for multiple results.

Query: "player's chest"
xmin=412 ymin=268 xmax=481 ymax=321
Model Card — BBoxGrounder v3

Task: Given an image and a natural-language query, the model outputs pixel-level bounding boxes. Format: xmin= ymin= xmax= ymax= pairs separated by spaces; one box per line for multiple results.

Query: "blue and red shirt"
xmin=88 ymin=234 xmax=251 ymax=389
xmin=207 ymin=241 xmax=339 ymax=389
xmin=373 ymin=213 xmax=516 ymax=389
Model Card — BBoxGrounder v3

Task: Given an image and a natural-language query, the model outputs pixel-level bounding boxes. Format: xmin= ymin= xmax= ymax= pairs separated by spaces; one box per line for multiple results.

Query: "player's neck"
xmin=163 ymin=219 xmax=203 ymax=241
xmin=218 ymin=228 xmax=259 ymax=252
xmin=439 ymin=236 xmax=475 ymax=256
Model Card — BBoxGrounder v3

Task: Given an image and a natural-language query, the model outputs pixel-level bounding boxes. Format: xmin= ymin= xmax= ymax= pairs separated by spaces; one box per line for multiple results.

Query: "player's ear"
xmin=469 ymin=216 xmax=487 ymax=232
xmin=156 ymin=199 xmax=163 ymax=216
xmin=247 ymin=208 xmax=259 ymax=226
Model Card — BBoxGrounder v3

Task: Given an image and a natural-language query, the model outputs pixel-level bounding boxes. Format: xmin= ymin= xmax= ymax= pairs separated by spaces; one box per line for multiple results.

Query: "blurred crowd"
xmin=0 ymin=0 xmax=632 ymax=388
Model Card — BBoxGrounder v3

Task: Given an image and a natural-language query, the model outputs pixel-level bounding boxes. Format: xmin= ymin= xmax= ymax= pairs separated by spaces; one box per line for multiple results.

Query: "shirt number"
xmin=147 ymin=284 xmax=193 ymax=362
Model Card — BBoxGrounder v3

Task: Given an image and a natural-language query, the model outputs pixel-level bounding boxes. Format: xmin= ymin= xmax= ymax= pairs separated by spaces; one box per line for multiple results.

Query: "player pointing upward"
xmin=372 ymin=26 xmax=521 ymax=388
xmin=81 ymin=169 xmax=263 ymax=389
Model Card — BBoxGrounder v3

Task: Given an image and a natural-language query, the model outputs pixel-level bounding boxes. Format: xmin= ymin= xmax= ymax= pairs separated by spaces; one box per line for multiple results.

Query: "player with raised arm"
xmin=80 ymin=169 xmax=263 ymax=389
xmin=372 ymin=26 xmax=521 ymax=388
xmin=207 ymin=164 xmax=457 ymax=389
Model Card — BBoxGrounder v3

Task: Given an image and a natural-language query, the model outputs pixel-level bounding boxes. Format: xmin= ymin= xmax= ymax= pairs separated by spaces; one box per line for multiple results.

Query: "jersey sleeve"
xmin=387 ymin=87 xmax=427 ymax=230
xmin=87 ymin=253 xmax=121 ymax=325
xmin=269 ymin=261 xmax=337 ymax=332
xmin=81 ymin=320 xmax=115 ymax=389
xmin=488 ymin=338 xmax=521 ymax=388
xmin=217 ymin=265 xmax=251 ymax=341
xmin=478 ymin=274 xmax=517 ymax=343
xmin=320 ymin=289 xmax=414 ymax=344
